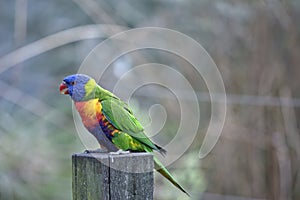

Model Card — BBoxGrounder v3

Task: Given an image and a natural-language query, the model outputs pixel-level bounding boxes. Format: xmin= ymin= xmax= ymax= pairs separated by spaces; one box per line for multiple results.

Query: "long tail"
xmin=154 ymin=157 xmax=190 ymax=197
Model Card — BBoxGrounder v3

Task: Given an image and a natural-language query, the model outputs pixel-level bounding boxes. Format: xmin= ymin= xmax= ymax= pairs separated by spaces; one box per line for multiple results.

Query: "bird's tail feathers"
xmin=155 ymin=144 xmax=167 ymax=156
xmin=154 ymin=157 xmax=190 ymax=197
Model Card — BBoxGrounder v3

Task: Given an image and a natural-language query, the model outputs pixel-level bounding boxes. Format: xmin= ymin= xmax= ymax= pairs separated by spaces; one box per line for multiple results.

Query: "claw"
xmin=109 ymin=149 xmax=130 ymax=155
xmin=109 ymin=150 xmax=130 ymax=163
xmin=84 ymin=148 xmax=108 ymax=154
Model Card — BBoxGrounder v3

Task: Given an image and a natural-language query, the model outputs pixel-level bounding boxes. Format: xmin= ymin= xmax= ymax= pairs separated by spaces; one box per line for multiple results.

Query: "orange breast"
xmin=75 ymin=99 xmax=103 ymax=130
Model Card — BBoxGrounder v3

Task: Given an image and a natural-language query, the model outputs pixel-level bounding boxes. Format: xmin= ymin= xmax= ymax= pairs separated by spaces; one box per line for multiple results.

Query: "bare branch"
xmin=0 ymin=24 xmax=128 ymax=74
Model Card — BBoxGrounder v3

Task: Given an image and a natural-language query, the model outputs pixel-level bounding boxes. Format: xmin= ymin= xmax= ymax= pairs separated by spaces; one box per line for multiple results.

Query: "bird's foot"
xmin=84 ymin=148 xmax=108 ymax=154
xmin=109 ymin=149 xmax=130 ymax=155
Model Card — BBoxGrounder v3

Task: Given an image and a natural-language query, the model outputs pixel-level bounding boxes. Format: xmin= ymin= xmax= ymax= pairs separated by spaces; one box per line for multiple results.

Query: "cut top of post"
xmin=72 ymin=152 xmax=154 ymax=200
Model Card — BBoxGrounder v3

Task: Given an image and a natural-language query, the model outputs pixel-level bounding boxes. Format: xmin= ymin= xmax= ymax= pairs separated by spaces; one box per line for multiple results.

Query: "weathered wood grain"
xmin=72 ymin=152 xmax=153 ymax=200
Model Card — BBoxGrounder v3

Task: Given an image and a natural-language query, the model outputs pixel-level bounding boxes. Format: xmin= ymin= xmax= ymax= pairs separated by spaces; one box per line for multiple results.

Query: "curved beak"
xmin=59 ymin=82 xmax=69 ymax=94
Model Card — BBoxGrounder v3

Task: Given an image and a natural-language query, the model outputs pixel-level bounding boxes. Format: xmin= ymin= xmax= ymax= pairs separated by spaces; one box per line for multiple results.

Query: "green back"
xmin=95 ymin=86 xmax=159 ymax=151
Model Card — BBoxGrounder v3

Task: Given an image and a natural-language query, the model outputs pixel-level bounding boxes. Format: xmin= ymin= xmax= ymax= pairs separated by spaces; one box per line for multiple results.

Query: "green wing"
xmin=101 ymin=98 xmax=143 ymax=133
xmin=101 ymin=98 xmax=162 ymax=152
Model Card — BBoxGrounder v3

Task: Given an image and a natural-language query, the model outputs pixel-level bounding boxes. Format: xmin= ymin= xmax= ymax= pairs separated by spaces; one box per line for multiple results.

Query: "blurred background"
xmin=1 ymin=0 xmax=300 ymax=199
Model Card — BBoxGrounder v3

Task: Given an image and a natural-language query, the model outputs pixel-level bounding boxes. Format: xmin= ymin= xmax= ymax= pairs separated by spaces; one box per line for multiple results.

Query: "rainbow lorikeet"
xmin=59 ymin=74 xmax=189 ymax=196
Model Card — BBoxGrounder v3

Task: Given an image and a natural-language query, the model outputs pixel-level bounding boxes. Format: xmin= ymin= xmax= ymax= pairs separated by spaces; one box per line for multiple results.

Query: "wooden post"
xmin=72 ymin=152 xmax=154 ymax=200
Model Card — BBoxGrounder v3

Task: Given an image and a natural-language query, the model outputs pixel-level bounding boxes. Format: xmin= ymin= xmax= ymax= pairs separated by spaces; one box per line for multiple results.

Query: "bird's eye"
xmin=70 ymin=81 xmax=75 ymax=85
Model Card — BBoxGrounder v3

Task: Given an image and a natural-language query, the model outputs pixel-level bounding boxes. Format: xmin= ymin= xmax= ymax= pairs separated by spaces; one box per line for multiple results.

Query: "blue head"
xmin=59 ymin=74 xmax=97 ymax=102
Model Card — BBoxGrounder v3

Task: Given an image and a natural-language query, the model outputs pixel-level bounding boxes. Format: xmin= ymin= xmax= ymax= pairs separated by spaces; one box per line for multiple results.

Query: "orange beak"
xmin=59 ymin=82 xmax=69 ymax=94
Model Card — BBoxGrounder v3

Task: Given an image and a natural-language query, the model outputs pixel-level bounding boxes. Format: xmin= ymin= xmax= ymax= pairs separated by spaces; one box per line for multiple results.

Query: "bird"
xmin=59 ymin=74 xmax=189 ymax=196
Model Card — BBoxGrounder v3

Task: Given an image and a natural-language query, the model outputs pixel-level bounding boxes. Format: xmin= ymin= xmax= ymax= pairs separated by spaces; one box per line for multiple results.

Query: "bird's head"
xmin=59 ymin=74 xmax=97 ymax=102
